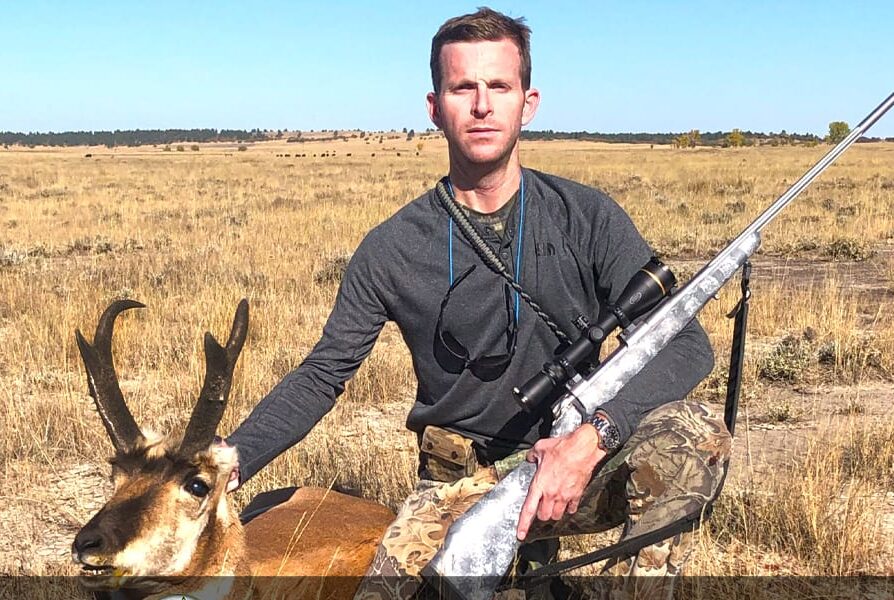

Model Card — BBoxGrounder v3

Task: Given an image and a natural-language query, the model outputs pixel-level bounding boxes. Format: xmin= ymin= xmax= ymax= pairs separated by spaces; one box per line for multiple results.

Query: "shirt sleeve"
xmin=585 ymin=190 xmax=715 ymax=443
xmin=225 ymin=239 xmax=389 ymax=484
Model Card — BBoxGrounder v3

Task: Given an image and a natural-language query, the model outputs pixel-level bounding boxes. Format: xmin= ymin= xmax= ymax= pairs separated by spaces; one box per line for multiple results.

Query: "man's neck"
xmin=448 ymin=148 xmax=522 ymax=214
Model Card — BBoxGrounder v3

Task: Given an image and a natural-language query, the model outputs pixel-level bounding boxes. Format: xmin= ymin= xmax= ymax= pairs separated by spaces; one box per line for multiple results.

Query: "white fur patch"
xmin=115 ymin=499 xmax=211 ymax=576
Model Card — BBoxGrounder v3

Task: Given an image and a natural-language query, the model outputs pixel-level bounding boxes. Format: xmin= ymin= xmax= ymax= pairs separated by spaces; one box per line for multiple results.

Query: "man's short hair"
xmin=430 ymin=7 xmax=532 ymax=93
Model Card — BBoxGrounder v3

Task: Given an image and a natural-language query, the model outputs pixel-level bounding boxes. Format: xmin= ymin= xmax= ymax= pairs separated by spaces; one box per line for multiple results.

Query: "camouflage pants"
xmin=353 ymin=400 xmax=731 ymax=600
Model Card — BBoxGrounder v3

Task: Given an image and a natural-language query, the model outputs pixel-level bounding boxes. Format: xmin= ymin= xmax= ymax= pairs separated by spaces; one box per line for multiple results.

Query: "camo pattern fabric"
xmin=353 ymin=400 xmax=731 ymax=600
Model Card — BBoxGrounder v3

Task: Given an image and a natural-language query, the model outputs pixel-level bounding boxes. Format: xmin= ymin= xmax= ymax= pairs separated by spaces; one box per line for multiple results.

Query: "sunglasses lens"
xmin=441 ymin=330 xmax=468 ymax=359
xmin=434 ymin=267 xmax=517 ymax=381
xmin=434 ymin=329 xmax=467 ymax=373
xmin=469 ymin=354 xmax=512 ymax=381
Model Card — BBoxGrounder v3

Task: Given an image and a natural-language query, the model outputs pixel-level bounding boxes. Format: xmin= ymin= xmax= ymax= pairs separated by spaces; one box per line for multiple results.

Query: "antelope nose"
xmin=73 ymin=528 xmax=105 ymax=556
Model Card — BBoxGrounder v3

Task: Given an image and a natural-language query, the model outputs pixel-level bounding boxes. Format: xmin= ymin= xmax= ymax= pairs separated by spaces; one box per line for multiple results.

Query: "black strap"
xmin=518 ymin=261 xmax=753 ymax=585
xmin=724 ymin=261 xmax=751 ymax=436
xmin=518 ymin=503 xmax=714 ymax=582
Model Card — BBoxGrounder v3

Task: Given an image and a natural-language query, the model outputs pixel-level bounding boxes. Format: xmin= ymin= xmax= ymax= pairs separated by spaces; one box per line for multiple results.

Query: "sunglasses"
xmin=434 ymin=265 xmax=518 ymax=381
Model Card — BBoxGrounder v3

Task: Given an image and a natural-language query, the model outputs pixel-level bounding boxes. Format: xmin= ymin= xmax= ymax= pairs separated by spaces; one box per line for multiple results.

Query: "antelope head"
xmin=71 ymin=299 xmax=249 ymax=592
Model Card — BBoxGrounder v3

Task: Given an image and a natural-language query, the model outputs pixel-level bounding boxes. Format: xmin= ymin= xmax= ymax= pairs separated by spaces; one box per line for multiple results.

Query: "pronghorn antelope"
xmin=71 ymin=299 xmax=394 ymax=599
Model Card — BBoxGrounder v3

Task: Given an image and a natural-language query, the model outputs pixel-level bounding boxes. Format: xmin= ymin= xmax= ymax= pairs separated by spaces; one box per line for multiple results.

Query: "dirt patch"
xmin=727 ymin=382 xmax=893 ymax=485
xmin=671 ymin=246 xmax=894 ymax=307
xmin=0 ymin=461 xmax=110 ymax=576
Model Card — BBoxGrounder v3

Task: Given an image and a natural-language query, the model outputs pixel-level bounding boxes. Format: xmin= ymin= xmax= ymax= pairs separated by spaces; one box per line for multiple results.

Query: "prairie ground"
xmin=1 ymin=137 xmax=892 ymax=593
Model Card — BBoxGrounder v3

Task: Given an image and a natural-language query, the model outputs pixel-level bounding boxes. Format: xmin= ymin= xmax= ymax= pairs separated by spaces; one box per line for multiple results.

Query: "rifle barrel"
xmin=745 ymin=91 xmax=894 ymax=237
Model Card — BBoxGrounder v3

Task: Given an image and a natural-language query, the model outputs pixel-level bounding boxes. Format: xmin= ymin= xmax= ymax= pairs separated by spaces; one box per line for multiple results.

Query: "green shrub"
xmin=759 ymin=334 xmax=810 ymax=383
xmin=823 ymin=237 xmax=875 ymax=261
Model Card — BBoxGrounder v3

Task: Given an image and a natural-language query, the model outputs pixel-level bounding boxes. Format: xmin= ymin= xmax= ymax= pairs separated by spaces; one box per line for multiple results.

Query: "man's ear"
xmin=426 ymin=91 xmax=443 ymax=130
xmin=521 ymin=87 xmax=541 ymax=127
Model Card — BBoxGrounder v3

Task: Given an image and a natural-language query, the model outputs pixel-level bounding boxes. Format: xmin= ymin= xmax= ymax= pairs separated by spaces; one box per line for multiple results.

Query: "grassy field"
xmin=1 ymin=137 xmax=892 ymax=588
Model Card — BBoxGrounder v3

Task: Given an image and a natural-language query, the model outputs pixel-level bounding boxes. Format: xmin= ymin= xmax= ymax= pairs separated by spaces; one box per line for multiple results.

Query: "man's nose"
xmin=472 ymin=84 xmax=492 ymax=118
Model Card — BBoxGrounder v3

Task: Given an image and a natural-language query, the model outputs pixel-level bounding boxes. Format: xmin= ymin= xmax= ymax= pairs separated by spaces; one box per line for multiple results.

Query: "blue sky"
xmin=2 ymin=1 xmax=893 ymax=136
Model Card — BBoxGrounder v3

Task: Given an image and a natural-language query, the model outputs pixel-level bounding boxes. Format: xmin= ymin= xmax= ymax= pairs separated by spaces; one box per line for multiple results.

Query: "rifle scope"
xmin=514 ymin=257 xmax=676 ymax=412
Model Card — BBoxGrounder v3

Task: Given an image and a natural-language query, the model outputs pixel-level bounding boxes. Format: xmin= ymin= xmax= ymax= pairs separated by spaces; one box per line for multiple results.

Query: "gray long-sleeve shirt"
xmin=227 ymin=168 xmax=714 ymax=483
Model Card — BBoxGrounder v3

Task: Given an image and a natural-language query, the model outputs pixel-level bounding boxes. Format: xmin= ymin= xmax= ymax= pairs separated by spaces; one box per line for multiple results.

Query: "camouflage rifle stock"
xmin=424 ymin=91 xmax=894 ymax=600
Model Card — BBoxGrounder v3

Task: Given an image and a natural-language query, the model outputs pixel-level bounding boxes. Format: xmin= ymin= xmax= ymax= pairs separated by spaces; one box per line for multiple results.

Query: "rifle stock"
xmin=424 ymin=92 xmax=894 ymax=600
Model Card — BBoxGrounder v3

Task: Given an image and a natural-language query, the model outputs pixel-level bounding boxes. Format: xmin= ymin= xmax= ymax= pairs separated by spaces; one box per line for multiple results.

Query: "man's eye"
xmin=185 ymin=478 xmax=211 ymax=498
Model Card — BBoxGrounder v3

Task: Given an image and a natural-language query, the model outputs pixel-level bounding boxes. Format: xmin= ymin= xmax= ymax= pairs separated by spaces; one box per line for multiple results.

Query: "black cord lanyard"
xmin=435 ymin=176 xmax=572 ymax=346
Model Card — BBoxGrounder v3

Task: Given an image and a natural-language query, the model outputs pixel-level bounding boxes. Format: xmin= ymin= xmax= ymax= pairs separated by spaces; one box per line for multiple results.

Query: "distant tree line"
xmin=1 ymin=126 xmax=891 ymax=149
xmin=521 ymin=129 xmax=824 ymax=146
xmin=0 ymin=128 xmax=267 ymax=148
xmin=522 ymin=126 xmax=893 ymax=146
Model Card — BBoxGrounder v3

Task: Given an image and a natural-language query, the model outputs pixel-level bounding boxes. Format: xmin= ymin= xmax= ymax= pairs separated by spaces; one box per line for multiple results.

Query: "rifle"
xmin=423 ymin=91 xmax=894 ymax=600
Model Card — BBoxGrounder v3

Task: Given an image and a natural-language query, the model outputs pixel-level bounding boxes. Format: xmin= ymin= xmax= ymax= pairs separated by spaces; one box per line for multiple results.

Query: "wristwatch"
xmin=587 ymin=412 xmax=621 ymax=451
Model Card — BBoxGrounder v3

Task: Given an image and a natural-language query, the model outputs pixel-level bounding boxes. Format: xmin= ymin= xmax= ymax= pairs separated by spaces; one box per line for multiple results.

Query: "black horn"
xmin=75 ymin=300 xmax=146 ymax=453
xmin=179 ymin=299 xmax=249 ymax=456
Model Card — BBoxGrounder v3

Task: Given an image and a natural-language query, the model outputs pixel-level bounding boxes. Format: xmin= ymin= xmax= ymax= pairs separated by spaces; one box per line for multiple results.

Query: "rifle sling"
xmin=518 ymin=261 xmax=752 ymax=585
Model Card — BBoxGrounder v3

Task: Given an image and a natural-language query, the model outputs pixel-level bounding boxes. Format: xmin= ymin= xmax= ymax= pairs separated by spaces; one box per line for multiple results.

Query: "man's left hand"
xmin=516 ymin=425 xmax=605 ymax=541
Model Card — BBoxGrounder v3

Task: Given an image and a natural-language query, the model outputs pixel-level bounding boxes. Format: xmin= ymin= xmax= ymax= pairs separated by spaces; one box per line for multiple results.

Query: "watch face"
xmin=601 ymin=425 xmax=620 ymax=450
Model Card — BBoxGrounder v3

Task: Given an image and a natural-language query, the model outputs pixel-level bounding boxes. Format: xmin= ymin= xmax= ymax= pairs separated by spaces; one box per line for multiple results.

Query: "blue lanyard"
xmin=447 ymin=174 xmax=526 ymax=322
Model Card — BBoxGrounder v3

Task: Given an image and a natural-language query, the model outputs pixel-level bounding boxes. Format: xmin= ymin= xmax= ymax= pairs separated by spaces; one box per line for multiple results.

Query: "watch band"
xmin=587 ymin=412 xmax=621 ymax=451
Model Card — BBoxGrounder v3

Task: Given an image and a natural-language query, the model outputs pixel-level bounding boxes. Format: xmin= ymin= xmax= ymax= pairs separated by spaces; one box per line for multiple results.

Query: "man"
xmin=227 ymin=7 xmax=730 ymax=599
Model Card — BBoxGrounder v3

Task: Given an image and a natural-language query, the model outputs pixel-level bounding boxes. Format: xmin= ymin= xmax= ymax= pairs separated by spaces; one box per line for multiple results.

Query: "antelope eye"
xmin=185 ymin=478 xmax=210 ymax=498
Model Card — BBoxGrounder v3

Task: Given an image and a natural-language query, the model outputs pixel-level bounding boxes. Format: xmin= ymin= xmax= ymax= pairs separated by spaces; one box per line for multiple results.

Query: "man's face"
xmin=427 ymin=39 xmax=539 ymax=168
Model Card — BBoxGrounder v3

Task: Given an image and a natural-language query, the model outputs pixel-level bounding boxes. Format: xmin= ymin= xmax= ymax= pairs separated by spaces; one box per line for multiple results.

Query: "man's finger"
xmin=550 ymin=499 xmax=568 ymax=521
xmin=567 ymin=497 xmax=580 ymax=515
xmin=537 ymin=496 xmax=556 ymax=522
xmin=517 ymin=486 xmax=543 ymax=540
xmin=226 ymin=468 xmax=240 ymax=493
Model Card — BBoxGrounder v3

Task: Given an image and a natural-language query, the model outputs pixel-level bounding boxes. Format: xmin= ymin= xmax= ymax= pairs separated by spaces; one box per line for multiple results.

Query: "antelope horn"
xmin=75 ymin=300 xmax=146 ymax=453
xmin=179 ymin=299 xmax=249 ymax=456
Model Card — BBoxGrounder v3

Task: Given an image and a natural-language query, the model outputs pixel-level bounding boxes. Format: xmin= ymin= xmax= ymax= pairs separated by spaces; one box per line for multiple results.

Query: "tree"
xmin=827 ymin=121 xmax=850 ymax=144
xmin=673 ymin=133 xmax=691 ymax=149
xmin=727 ymin=129 xmax=745 ymax=147
xmin=406 ymin=129 xmax=415 ymax=141
xmin=688 ymin=129 xmax=701 ymax=146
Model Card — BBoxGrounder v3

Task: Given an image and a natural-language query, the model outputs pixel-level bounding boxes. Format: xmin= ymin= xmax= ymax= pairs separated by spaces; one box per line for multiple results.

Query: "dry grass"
xmin=701 ymin=418 xmax=894 ymax=576
xmin=1 ymin=139 xmax=893 ymax=585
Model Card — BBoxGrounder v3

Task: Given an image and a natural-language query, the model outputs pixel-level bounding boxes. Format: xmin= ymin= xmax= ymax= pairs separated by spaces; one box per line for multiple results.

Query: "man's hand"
xmin=213 ymin=436 xmax=242 ymax=493
xmin=516 ymin=425 xmax=605 ymax=541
